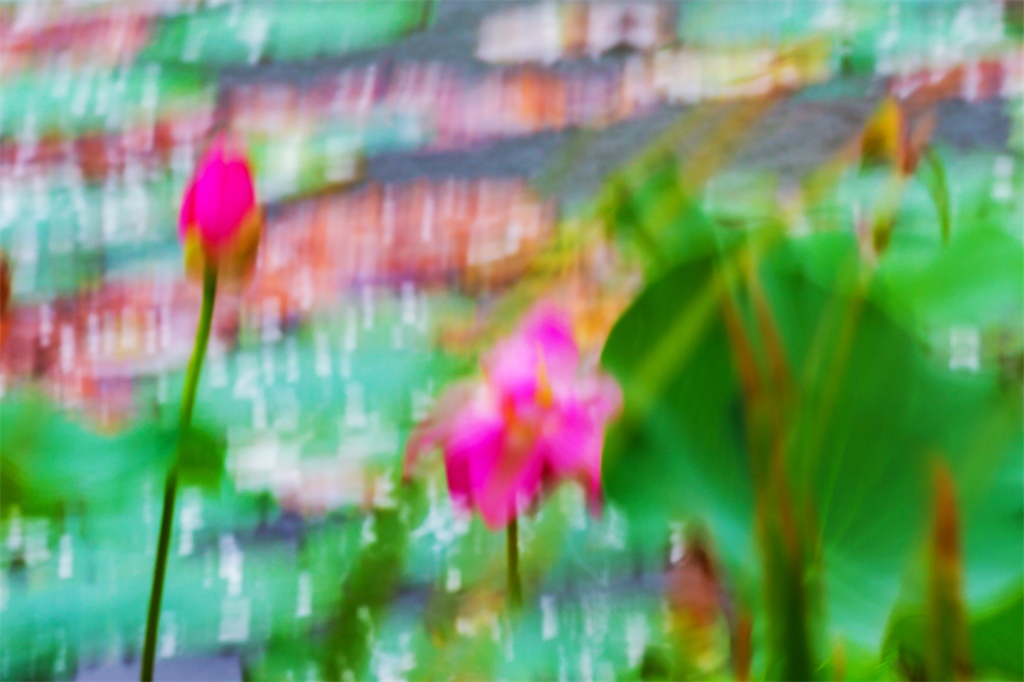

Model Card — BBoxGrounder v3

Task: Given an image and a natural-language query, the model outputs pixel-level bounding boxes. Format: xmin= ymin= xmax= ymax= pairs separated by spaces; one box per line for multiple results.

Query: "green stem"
xmin=507 ymin=517 xmax=522 ymax=609
xmin=141 ymin=266 xmax=218 ymax=681
xmin=920 ymin=147 xmax=951 ymax=246
xmin=759 ymin=469 xmax=817 ymax=682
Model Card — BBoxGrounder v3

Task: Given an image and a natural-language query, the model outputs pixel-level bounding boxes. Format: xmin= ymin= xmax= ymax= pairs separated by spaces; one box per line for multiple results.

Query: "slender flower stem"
xmin=507 ymin=516 xmax=522 ymax=609
xmin=141 ymin=266 xmax=218 ymax=682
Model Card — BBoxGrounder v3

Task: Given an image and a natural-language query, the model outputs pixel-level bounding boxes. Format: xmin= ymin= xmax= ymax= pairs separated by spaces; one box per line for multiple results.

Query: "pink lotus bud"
xmin=178 ymin=135 xmax=262 ymax=285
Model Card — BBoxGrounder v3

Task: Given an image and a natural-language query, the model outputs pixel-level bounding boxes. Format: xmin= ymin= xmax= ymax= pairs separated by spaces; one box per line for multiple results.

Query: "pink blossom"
xmin=179 ymin=135 xmax=262 ymax=284
xmin=405 ymin=303 xmax=622 ymax=530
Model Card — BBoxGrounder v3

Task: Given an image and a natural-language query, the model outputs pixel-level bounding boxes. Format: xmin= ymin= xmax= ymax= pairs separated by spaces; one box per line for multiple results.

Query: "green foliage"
xmin=0 ymin=390 xmax=231 ymax=516
xmin=600 ymin=230 xmax=1022 ymax=674
xmin=878 ymin=220 xmax=1024 ymax=333
xmin=1 ymin=390 xmax=174 ymax=515
xmin=0 ymin=66 xmax=211 ymax=138
xmin=321 ymin=473 xmax=427 ymax=680
xmin=598 ymin=152 xmax=723 ymax=273
xmin=141 ymin=2 xmax=433 ymax=65
xmin=177 ymin=422 xmax=229 ymax=490
xmin=886 ymin=588 xmax=1024 ymax=681
xmin=916 ymin=149 xmax=952 ymax=247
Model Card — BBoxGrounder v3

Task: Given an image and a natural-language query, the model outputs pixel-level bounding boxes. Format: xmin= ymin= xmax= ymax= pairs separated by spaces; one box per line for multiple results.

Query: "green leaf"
xmin=0 ymin=391 xmax=235 ymax=510
xmin=0 ymin=390 xmax=176 ymax=515
xmin=968 ymin=588 xmax=1024 ymax=679
xmin=600 ymin=234 xmax=1021 ymax=658
xmin=878 ymin=222 xmax=1024 ymax=332
xmin=245 ymin=638 xmax=322 ymax=682
xmin=177 ymin=422 xmax=229 ymax=490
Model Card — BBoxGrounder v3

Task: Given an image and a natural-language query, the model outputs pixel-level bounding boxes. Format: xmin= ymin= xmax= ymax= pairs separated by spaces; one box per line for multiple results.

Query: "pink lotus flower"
xmin=405 ymin=303 xmax=622 ymax=530
xmin=179 ymin=135 xmax=262 ymax=285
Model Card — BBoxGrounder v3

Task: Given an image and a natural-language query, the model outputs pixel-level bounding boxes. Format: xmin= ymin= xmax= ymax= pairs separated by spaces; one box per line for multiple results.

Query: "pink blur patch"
xmin=404 ymin=302 xmax=623 ymax=531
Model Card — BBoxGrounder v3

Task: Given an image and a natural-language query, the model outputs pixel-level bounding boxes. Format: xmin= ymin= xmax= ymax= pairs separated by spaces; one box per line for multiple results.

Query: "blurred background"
xmin=0 ymin=1 xmax=1021 ymax=680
